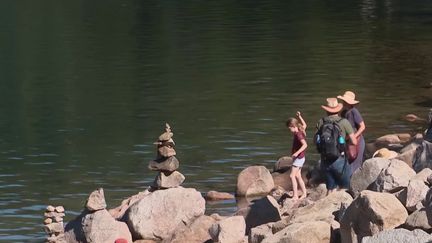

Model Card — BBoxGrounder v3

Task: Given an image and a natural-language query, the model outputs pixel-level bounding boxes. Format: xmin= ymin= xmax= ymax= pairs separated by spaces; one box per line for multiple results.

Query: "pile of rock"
xmin=43 ymin=205 xmax=66 ymax=243
xmin=148 ymin=123 xmax=185 ymax=189
xmin=64 ymin=188 xmax=132 ymax=243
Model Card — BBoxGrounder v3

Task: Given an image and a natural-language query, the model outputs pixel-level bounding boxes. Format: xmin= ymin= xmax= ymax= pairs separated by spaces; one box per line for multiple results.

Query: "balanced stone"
xmin=148 ymin=156 xmax=179 ymax=172
xmin=86 ymin=188 xmax=107 ymax=212
xmin=55 ymin=206 xmax=65 ymax=213
xmin=158 ymin=146 xmax=176 ymax=157
xmin=44 ymin=212 xmax=65 ymax=218
xmin=44 ymin=218 xmax=53 ymax=225
xmin=153 ymin=171 xmax=185 ymax=188
xmin=46 ymin=205 xmax=55 ymax=212
xmin=44 ymin=222 xmax=64 ymax=234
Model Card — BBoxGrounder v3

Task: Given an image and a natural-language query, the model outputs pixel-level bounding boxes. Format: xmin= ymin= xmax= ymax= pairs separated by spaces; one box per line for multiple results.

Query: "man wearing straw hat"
xmin=316 ymin=98 xmax=358 ymax=194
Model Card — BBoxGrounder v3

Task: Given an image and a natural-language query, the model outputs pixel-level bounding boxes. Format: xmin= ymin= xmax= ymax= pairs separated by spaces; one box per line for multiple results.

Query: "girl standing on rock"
xmin=286 ymin=111 xmax=308 ymax=200
xmin=338 ymin=91 xmax=366 ymax=174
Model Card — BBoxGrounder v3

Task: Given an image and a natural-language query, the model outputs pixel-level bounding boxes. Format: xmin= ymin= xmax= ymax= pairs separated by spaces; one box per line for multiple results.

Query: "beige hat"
xmin=337 ymin=91 xmax=359 ymax=105
xmin=372 ymin=148 xmax=398 ymax=159
xmin=321 ymin=98 xmax=343 ymax=113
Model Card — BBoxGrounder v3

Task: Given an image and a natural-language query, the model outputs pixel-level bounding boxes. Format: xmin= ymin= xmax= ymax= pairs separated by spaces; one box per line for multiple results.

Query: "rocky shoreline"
xmin=43 ymin=120 xmax=432 ymax=243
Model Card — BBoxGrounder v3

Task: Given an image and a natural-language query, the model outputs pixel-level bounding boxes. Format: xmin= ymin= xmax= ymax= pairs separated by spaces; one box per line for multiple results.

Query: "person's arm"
xmin=354 ymin=121 xmax=365 ymax=139
xmin=293 ymin=138 xmax=307 ymax=158
xmin=296 ymin=111 xmax=307 ymax=130
xmin=349 ymin=133 xmax=357 ymax=145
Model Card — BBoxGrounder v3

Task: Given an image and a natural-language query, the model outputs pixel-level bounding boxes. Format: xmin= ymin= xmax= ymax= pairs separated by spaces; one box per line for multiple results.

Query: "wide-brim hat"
xmin=372 ymin=148 xmax=398 ymax=159
xmin=321 ymin=97 xmax=343 ymax=113
xmin=337 ymin=91 xmax=359 ymax=105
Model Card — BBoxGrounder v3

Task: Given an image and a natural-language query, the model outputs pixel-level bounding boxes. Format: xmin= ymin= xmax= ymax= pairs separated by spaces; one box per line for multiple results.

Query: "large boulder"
xmin=412 ymin=168 xmax=432 ymax=185
xmin=64 ymin=210 xmax=132 ymax=243
xmin=340 ymin=190 xmax=408 ymax=243
xmin=412 ymin=140 xmax=432 ymax=173
xmin=236 ymin=196 xmax=281 ymax=234
xmin=261 ymin=221 xmax=331 ymax=243
xmin=168 ymin=215 xmax=217 ymax=243
xmin=405 ymin=179 xmax=429 ymax=212
xmin=236 ymin=166 xmax=274 ymax=197
xmin=404 ymin=208 xmax=432 ymax=232
xmin=271 ymin=169 xmax=309 ymax=192
xmin=86 ymin=188 xmax=107 ymax=212
xmin=125 ymin=187 xmax=205 ymax=241
xmin=153 ymin=171 xmax=185 ymax=189
xmin=396 ymin=141 xmax=421 ymax=167
xmin=209 ymin=216 xmax=246 ymax=243
xmin=109 ymin=190 xmax=151 ymax=219
xmin=274 ymin=156 xmax=293 ymax=173
xmin=361 ymin=229 xmax=432 ymax=243
xmin=249 ymin=223 xmax=274 ymax=243
xmin=350 ymin=158 xmax=392 ymax=196
xmin=371 ymin=159 xmax=416 ymax=193
xmin=289 ymin=191 xmax=353 ymax=224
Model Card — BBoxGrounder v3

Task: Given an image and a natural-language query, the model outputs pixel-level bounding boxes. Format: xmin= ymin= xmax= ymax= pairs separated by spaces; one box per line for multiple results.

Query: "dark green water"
xmin=0 ymin=0 xmax=431 ymax=241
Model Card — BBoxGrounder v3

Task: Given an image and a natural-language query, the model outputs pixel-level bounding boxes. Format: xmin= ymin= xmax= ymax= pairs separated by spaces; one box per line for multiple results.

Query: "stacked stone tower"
xmin=149 ymin=123 xmax=185 ymax=189
xmin=43 ymin=205 xmax=66 ymax=243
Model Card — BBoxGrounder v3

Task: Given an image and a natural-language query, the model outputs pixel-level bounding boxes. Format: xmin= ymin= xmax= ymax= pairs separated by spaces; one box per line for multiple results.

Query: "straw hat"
xmin=337 ymin=91 xmax=359 ymax=105
xmin=321 ymin=98 xmax=343 ymax=113
xmin=372 ymin=148 xmax=398 ymax=159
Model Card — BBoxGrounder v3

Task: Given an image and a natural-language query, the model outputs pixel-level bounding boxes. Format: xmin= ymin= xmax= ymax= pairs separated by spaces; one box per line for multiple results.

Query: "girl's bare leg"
xmin=290 ymin=166 xmax=300 ymax=200
xmin=296 ymin=168 xmax=307 ymax=199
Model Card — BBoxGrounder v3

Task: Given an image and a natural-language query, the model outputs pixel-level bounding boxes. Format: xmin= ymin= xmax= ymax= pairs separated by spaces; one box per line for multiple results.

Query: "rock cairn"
xmin=149 ymin=123 xmax=185 ymax=189
xmin=43 ymin=205 xmax=66 ymax=243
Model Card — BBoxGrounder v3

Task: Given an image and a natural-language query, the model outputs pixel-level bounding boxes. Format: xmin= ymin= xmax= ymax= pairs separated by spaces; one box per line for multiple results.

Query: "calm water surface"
xmin=0 ymin=0 xmax=432 ymax=242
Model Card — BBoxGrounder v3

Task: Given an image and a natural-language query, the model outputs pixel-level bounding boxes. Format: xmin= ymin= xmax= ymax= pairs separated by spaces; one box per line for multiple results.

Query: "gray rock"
xmin=271 ymin=169 xmax=309 ymax=192
xmin=167 ymin=215 xmax=216 ymax=243
xmin=236 ymin=196 xmax=281 ymax=234
xmin=340 ymin=190 xmax=408 ymax=243
xmin=205 ymin=191 xmax=235 ymax=201
xmin=262 ymin=221 xmax=331 ymax=243
xmin=350 ymin=158 xmax=392 ymax=197
xmin=86 ymin=188 xmax=107 ymax=212
xmin=125 ymin=187 xmax=205 ymax=241
xmin=148 ymin=156 xmax=179 ymax=172
xmin=412 ymin=168 xmax=432 ymax=185
xmin=371 ymin=159 xmax=416 ymax=193
xmin=82 ymin=210 xmax=132 ymax=243
xmin=361 ymin=229 xmax=432 ymax=243
xmin=64 ymin=209 xmax=132 ymax=243
xmin=249 ymin=223 xmax=274 ymax=243
xmin=404 ymin=208 xmax=432 ymax=232
xmin=396 ymin=141 xmax=421 ymax=168
xmin=405 ymin=179 xmax=429 ymax=212
xmin=158 ymin=146 xmax=176 ymax=157
xmin=209 ymin=216 xmax=246 ymax=243
xmin=153 ymin=171 xmax=185 ymax=189
xmin=108 ymin=190 xmax=151 ymax=220
xmin=289 ymin=191 xmax=353 ymax=224
xmin=274 ymin=156 xmax=292 ymax=173
xmin=236 ymin=166 xmax=274 ymax=197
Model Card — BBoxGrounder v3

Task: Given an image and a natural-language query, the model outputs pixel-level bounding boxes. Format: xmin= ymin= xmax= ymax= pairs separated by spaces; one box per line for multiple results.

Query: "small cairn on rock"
xmin=149 ymin=123 xmax=185 ymax=189
xmin=43 ymin=205 xmax=66 ymax=243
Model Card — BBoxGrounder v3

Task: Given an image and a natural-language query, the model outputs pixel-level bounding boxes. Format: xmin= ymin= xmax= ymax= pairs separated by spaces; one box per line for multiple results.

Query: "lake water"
xmin=0 ymin=0 xmax=431 ymax=242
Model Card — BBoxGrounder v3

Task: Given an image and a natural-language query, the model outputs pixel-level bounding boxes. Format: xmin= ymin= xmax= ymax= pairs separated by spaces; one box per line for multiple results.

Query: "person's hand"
xmin=296 ymin=111 xmax=301 ymax=118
